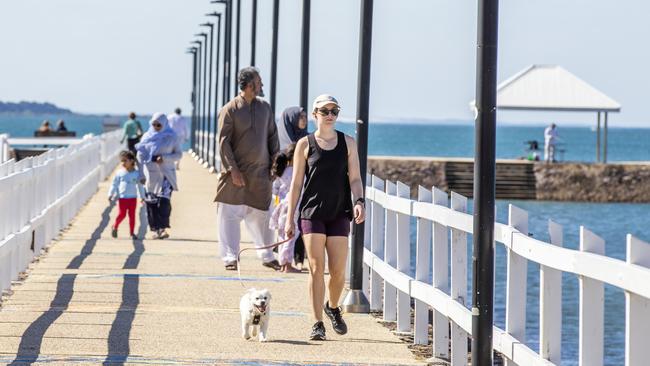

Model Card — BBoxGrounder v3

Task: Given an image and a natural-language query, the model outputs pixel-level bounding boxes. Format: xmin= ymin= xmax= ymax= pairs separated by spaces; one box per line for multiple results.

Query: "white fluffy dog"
xmin=240 ymin=288 xmax=272 ymax=342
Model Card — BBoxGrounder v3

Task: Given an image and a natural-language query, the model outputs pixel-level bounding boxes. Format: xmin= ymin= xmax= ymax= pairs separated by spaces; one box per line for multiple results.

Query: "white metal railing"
xmin=0 ymin=134 xmax=9 ymax=164
xmin=361 ymin=174 xmax=650 ymax=366
xmin=0 ymin=130 xmax=122 ymax=293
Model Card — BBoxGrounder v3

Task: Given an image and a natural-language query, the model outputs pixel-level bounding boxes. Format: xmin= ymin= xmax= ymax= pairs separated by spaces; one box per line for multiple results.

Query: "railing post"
xmin=432 ymin=187 xmax=449 ymax=358
xmin=579 ymin=227 xmax=604 ymax=366
xmin=395 ymin=181 xmax=411 ymax=333
xmin=506 ymin=204 xmax=529 ymax=366
xmin=370 ymin=175 xmax=385 ymax=311
xmin=0 ymin=134 xmax=8 ymax=163
xmin=383 ymin=180 xmax=397 ymax=322
xmin=414 ymin=185 xmax=432 ymax=345
xmin=450 ymin=191 xmax=468 ymax=365
xmin=625 ymin=234 xmax=650 ymax=366
xmin=361 ymin=174 xmax=372 ymax=299
xmin=541 ymin=220 xmax=563 ymax=363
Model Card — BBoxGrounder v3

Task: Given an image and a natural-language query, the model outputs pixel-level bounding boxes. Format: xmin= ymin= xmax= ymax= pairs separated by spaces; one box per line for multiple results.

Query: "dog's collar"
xmin=252 ymin=314 xmax=261 ymax=325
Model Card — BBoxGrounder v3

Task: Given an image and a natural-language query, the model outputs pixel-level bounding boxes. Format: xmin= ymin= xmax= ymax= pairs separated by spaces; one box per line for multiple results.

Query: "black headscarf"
xmin=280 ymin=106 xmax=307 ymax=142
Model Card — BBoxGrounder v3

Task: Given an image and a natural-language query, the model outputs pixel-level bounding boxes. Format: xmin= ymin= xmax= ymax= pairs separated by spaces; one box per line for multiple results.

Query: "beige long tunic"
xmin=214 ymin=95 xmax=280 ymax=210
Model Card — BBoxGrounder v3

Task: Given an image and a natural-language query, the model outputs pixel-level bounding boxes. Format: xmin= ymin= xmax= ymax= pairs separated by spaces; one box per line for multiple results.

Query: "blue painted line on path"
xmin=79 ymin=273 xmax=289 ymax=283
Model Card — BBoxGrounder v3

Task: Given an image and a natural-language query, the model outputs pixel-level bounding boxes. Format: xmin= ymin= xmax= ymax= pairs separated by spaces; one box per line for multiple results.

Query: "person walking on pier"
xmin=544 ymin=122 xmax=559 ymax=163
xmin=276 ymin=106 xmax=309 ymax=269
xmin=269 ymin=143 xmax=301 ymax=273
xmin=284 ymin=94 xmax=366 ymax=341
xmin=214 ymin=67 xmax=280 ymax=271
xmin=167 ymin=108 xmax=189 ymax=170
xmin=136 ymin=113 xmax=182 ymax=239
xmin=108 ymin=151 xmax=145 ymax=239
xmin=122 ymin=112 xmax=144 ymax=154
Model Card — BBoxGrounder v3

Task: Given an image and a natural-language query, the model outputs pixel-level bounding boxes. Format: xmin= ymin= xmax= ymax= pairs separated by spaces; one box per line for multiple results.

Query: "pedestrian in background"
xmin=168 ymin=107 xmax=190 ymax=170
xmin=122 ymin=112 xmax=144 ymax=154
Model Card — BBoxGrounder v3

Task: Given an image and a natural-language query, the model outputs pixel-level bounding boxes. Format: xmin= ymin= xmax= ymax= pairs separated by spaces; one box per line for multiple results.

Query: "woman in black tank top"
xmin=284 ymin=94 xmax=366 ymax=341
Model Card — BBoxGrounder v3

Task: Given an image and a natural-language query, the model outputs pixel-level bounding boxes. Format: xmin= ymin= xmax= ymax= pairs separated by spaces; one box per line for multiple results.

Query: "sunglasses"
xmin=317 ymin=108 xmax=340 ymax=117
xmin=153 ymin=123 xmax=162 ymax=128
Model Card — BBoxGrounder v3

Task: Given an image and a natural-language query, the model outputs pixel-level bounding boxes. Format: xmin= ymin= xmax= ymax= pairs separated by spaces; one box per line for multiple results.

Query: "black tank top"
xmin=299 ymin=131 xmax=353 ymax=221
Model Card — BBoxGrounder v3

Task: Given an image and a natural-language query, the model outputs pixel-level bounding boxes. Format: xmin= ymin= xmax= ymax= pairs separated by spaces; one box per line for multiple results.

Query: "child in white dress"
xmin=269 ymin=144 xmax=301 ymax=273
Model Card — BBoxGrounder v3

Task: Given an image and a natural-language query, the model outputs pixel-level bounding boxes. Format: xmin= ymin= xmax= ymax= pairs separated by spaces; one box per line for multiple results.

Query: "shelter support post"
xmin=603 ymin=112 xmax=608 ymax=163
xmin=596 ymin=111 xmax=601 ymax=162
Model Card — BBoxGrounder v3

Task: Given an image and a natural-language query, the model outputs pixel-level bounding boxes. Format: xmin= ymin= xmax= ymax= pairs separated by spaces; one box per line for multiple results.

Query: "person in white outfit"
xmin=544 ymin=123 xmax=559 ymax=163
xmin=214 ymin=67 xmax=280 ymax=271
xmin=269 ymin=144 xmax=301 ymax=273
xmin=167 ymin=108 xmax=190 ymax=169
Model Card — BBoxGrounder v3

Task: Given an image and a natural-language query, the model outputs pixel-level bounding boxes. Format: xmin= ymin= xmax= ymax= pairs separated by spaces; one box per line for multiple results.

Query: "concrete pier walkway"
xmin=0 ymin=153 xmax=424 ymax=365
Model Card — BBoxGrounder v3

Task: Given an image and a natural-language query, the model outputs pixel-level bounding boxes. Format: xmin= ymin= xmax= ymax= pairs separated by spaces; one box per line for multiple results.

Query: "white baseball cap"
xmin=312 ymin=94 xmax=340 ymax=111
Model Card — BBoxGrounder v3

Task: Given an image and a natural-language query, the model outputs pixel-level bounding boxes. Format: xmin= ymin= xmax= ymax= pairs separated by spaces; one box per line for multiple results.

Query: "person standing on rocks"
xmin=214 ymin=67 xmax=280 ymax=271
xmin=544 ymin=123 xmax=559 ymax=163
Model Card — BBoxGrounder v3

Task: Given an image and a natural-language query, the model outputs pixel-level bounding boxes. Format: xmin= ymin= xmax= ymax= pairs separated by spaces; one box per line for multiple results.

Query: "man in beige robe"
xmin=215 ymin=67 xmax=280 ymax=270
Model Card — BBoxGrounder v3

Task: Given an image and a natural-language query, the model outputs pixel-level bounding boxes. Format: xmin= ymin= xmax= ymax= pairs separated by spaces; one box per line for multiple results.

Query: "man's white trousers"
xmin=217 ymin=202 xmax=275 ymax=264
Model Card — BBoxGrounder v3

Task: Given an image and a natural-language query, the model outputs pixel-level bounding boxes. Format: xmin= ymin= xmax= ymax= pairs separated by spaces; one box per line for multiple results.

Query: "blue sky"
xmin=0 ymin=1 xmax=648 ymax=127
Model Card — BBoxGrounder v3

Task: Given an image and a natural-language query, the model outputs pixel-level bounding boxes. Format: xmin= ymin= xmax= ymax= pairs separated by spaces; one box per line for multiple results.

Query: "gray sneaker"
xmin=309 ymin=321 xmax=326 ymax=341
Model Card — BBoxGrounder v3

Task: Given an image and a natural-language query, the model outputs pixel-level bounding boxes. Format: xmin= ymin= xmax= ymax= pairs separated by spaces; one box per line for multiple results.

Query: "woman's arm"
xmin=161 ymin=140 xmax=183 ymax=163
xmin=346 ymin=135 xmax=366 ymax=224
xmin=284 ymin=137 xmax=308 ymax=237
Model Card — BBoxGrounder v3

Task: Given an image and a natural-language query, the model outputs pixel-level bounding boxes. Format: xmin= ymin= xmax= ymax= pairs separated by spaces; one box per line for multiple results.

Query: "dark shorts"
xmin=299 ymin=216 xmax=351 ymax=237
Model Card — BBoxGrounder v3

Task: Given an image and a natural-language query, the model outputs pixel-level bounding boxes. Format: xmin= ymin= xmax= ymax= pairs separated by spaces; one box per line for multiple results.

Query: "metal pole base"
xmin=341 ymin=289 xmax=370 ymax=313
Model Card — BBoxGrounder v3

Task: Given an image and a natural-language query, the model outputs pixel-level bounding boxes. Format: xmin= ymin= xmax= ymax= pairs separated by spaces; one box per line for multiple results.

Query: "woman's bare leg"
xmin=303 ymin=233 xmax=327 ymax=321
xmin=325 ymin=236 xmax=349 ymax=308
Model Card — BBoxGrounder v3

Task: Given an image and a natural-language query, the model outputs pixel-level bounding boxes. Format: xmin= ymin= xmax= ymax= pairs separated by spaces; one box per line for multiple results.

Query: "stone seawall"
xmin=534 ymin=163 xmax=650 ymax=202
xmin=368 ymin=156 xmax=650 ymax=202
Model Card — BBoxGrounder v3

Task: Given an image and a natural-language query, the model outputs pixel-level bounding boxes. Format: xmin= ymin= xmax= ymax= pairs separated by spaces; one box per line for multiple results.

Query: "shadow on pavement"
xmin=66 ymin=201 xmax=115 ymax=269
xmin=9 ymin=274 xmax=77 ymax=366
xmin=103 ymin=274 xmax=140 ymax=366
xmin=122 ymin=207 xmax=147 ymax=269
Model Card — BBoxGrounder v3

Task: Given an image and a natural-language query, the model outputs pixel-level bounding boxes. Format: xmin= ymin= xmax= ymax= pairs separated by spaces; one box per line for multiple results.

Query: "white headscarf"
xmin=135 ymin=113 xmax=178 ymax=163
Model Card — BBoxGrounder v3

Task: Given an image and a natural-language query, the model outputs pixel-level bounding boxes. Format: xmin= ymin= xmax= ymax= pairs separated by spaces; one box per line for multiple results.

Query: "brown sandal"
xmin=225 ymin=262 xmax=238 ymax=270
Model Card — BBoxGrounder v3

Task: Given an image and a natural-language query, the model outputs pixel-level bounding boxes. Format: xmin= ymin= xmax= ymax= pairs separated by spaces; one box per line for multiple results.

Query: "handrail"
xmin=362 ymin=174 xmax=650 ymax=366
xmin=0 ymin=130 xmax=122 ymax=293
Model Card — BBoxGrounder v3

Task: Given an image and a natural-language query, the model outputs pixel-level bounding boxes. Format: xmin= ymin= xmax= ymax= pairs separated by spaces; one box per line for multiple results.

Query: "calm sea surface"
xmin=2 ymin=115 xmax=649 ymax=365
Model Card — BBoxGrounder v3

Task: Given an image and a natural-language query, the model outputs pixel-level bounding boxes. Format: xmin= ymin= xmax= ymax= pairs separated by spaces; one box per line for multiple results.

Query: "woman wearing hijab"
xmin=277 ymin=106 xmax=308 ymax=150
xmin=275 ymin=106 xmax=309 ymax=268
xmin=135 ymin=113 xmax=182 ymax=239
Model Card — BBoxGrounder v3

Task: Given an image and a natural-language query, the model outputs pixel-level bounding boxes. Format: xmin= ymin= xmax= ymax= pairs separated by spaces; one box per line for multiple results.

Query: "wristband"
xmin=355 ymin=197 xmax=365 ymax=206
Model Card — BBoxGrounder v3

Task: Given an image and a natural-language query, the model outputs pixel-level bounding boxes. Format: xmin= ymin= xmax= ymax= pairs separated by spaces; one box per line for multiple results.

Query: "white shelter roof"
xmin=492 ymin=65 xmax=621 ymax=112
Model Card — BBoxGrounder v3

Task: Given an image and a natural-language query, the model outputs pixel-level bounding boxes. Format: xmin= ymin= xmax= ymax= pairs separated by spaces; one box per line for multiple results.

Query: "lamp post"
xmin=234 ymin=0 xmax=241 ymax=94
xmin=207 ymin=11 xmax=223 ymax=171
xmin=195 ymin=32 xmax=209 ymax=163
xmin=251 ymin=0 xmax=258 ymax=66
xmin=299 ymin=0 xmax=311 ymax=111
xmin=269 ymin=0 xmax=280 ymax=114
xmin=200 ymin=23 xmax=215 ymax=169
xmin=212 ymin=0 xmax=231 ymax=104
xmin=472 ymin=0 xmax=499 ymax=365
xmin=186 ymin=48 xmax=198 ymax=154
xmin=191 ymin=40 xmax=203 ymax=155
xmin=342 ymin=0 xmax=372 ymax=314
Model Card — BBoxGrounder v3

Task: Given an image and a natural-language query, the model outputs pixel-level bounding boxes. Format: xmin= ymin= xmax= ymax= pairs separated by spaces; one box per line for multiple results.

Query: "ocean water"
xmin=2 ymin=115 xmax=649 ymax=365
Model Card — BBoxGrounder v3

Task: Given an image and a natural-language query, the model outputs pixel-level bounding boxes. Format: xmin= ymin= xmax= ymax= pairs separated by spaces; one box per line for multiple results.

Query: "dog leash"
xmin=236 ymin=237 xmax=292 ymax=288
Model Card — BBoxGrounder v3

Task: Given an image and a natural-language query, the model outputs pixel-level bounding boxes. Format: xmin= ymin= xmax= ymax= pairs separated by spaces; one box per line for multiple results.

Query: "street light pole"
xmin=472 ymin=0 xmax=499 ymax=365
xmin=211 ymin=0 xmax=231 ymax=104
xmin=269 ymin=0 xmax=280 ymax=114
xmin=342 ymin=0 xmax=372 ymax=314
xmin=251 ymin=0 xmax=258 ymax=66
xmin=234 ymin=0 xmax=241 ymax=94
xmin=207 ymin=11 xmax=223 ymax=170
xmin=299 ymin=0 xmax=311 ymax=111
xmin=186 ymin=48 xmax=198 ymax=153
xmin=195 ymin=33 xmax=209 ymax=163
xmin=191 ymin=40 xmax=203 ymax=155
xmin=200 ymin=23 xmax=215 ymax=168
